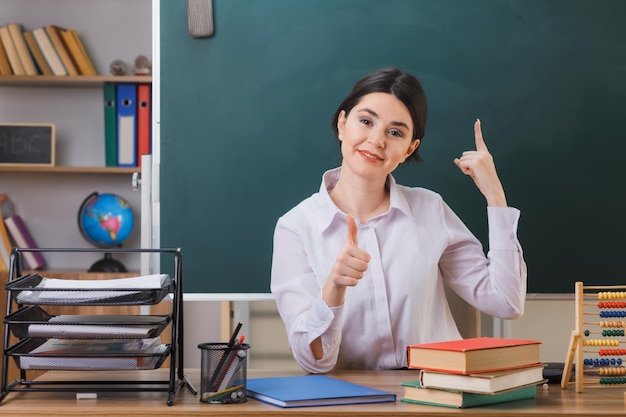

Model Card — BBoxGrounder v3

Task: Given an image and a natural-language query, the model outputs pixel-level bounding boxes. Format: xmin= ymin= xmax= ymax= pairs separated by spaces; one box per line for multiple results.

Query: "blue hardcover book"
xmin=245 ymin=375 xmax=396 ymax=408
xmin=116 ymin=83 xmax=137 ymax=167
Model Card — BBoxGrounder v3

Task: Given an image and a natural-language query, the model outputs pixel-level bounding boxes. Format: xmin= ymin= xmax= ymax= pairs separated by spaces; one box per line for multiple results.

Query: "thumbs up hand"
xmin=322 ymin=215 xmax=371 ymax=307
xmin=453 ymin=119 xmax=507 ymax=207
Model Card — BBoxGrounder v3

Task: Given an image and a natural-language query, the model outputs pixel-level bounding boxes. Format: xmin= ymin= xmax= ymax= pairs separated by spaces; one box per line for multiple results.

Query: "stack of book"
xmin=0 ymin=22 xmax=96 ymax=76
xmin=402 ymin=337 xmax=545 ymax=408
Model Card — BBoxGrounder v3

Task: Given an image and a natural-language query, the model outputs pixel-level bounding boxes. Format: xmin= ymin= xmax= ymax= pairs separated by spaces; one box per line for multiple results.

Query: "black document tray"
xmin=6 ymin=338 xmax=170 ymax=371
xmin=5 ymin=305 xmax=172 ymax=339
xmin=6 ymin=273 xmax=173 ymax=306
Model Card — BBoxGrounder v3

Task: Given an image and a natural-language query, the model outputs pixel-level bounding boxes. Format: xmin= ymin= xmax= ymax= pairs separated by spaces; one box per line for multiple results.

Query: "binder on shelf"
xmin=0 ymin=38 xmax=12 ymax=75
xmin=32 ymin=27 xmax=66 ymax=76
xmin=22 ymin=30 xmax=52 ymax=75
xmin=7 ymin=23 xmax=37 ymax=75
xmin=60 ymin=28 xmax=96 ymax=76
xmin=116 ymin=83 xmax=138 ymax=167
xmin=137 ymin=83 xmax=151 ymax=167
xmin=44 ymin=25 xmax=78 ymax=76
xmin=104 ymin=83 xmax=118 ymax=167
xmin=4 ymin=215 xmax=46 ymax=270
xmin=0 ymin=26 xmax=25 ymax=75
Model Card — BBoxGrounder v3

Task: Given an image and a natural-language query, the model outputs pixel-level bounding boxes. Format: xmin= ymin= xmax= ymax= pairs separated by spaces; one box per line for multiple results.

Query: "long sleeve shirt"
xmin=270 ymin=167 xmax=527 ymax=373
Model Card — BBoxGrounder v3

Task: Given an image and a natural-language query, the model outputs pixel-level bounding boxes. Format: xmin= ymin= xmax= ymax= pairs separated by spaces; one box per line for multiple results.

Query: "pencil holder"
xmin=198 ymin=342 xmax=250 ymax=404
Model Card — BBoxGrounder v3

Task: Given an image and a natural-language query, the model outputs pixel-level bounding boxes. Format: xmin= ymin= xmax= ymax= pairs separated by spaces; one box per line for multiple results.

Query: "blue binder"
xmin=116 ymin=83 xmax=137 ymax=167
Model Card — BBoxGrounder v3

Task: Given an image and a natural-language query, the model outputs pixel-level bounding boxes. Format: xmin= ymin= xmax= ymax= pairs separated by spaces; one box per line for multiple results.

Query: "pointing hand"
xmin=453 ymin=119 xmax=507 ymax=207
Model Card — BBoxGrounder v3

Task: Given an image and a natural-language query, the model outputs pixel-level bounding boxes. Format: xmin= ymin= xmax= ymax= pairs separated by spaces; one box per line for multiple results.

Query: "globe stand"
xmin=88 ymin=252 xmax=128 ymax=273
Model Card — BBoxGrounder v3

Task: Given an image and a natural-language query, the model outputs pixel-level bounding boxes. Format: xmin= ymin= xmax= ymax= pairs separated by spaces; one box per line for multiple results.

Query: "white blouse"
xmin=271 ymin=168 xmax=527 ymax=373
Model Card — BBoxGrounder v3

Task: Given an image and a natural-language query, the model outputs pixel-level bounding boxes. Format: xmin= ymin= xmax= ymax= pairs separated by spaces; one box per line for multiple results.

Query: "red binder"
xmin=137 ymin=84 xmax=151 ymax=167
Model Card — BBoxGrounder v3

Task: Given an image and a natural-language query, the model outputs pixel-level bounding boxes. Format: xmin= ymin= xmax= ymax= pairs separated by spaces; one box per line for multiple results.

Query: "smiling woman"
xmin=270 ymin=67 xmax=527 ymax=374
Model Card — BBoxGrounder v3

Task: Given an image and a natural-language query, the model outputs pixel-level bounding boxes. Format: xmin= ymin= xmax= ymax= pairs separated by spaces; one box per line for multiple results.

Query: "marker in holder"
xmin=198 ymin=342 xmax=250 ymax=404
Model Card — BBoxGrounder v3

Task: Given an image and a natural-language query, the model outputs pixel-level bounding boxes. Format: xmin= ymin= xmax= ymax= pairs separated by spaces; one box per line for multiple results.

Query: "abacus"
xmin=562 ymin=282 xmax=626 ymax=392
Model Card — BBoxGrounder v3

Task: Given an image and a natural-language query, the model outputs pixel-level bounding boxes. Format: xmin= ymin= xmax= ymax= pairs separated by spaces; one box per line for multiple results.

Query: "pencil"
xmin=209 ymin=321 xmax=243 ymax=390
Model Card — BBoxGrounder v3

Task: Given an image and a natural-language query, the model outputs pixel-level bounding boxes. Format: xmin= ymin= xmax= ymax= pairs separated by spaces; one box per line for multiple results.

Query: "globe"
xmin=78 ymin=192 xmax=134 ymax=272
xmin=78 ymin=192 xmax=134 ymax=247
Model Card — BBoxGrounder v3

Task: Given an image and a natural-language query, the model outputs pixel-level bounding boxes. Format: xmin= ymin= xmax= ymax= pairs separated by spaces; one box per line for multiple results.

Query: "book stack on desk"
xmin=402 ymin=337 xmax=545 ymax=408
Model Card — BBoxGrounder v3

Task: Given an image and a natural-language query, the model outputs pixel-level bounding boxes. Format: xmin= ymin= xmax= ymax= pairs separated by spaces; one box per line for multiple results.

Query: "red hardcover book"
xmin=4 ymin=214 xmax=46 ymax=270
xmin=137 ymin=83 xmax=151 ymax=167
xmin=407 ymin=337 xmax=542 ymax=375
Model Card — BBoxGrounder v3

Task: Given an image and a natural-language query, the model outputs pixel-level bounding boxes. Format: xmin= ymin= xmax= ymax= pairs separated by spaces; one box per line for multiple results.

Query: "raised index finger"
xmin=474 ymin=118 xmax=488 ymax=151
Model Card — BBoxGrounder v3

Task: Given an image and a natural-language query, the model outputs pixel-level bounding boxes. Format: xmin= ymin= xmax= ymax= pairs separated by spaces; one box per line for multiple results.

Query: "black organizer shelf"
xmin=5 ymin=305 xmax=172 ymax=339
xmin=6 ymin=337 xmax=171 ymax=371
xmin=6 ymin=273 xmax=174 ymax=305
xmin=0 ymin=247 xmax=196 ymax=406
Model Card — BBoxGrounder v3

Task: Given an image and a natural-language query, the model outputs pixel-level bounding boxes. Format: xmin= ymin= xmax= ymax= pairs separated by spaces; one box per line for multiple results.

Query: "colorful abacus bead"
xmin=599 ymin=291 xmax=626 ymax=300
xmin=598 ymin=349 xmax=626 ymax=356
xmin=583 ymin=339 xmax=620 ymax=346
xmin=598 ymin=367 xmax=622 ymax=376
xmin=600 ymin=377 xmax=626 ymax=385
xmin=599 ymin=321 xmax=626 ymax=328
xmin=599 ymin=310 xmax=626 ymax=318
xmin=601 ymin=329 xmax=624 ymax=337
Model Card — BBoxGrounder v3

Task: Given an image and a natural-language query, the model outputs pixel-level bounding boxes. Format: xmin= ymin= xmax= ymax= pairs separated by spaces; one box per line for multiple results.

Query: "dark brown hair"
xmin=331 ymin=68 xmax=428 ymax=162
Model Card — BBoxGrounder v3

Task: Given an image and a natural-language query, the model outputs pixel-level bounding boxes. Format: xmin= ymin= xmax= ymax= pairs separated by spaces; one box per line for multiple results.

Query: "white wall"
xmin=510 ymin=298 xmax=575 ymax=363
xmin=182 ymin=297 xmax=574 ymax=370
xmin=181 ymin=299 xmax=300 ymax=371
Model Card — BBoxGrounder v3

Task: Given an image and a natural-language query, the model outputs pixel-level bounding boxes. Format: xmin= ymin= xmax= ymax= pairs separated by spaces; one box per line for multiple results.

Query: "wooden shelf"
xmin=0 ymin=75 xmax=152 ymax=88
xmin=0 ymin=165 xmax=139 ymax=174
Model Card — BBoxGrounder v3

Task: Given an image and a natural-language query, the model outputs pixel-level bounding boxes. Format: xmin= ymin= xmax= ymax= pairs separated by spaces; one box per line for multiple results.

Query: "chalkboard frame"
xmin=0 ymin=123 xmax=55 ymax=166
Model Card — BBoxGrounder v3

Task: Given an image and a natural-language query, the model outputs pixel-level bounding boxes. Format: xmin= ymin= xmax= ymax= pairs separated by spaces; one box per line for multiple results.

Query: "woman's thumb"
xmin=346 ymin=215 xmax=358 ymax=246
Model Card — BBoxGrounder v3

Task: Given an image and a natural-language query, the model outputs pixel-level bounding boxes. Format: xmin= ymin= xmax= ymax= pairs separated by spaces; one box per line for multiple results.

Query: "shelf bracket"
xmin=131 ymin=172 xmax=142 ymax=190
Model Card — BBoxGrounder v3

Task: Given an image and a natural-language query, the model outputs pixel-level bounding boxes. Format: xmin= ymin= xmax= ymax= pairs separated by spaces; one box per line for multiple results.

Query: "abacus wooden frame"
xmin=562 ymin=281 xmax=626 ymax=393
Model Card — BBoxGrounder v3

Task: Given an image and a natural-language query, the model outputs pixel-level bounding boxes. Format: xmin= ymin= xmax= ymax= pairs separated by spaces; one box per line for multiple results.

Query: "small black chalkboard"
xmin=0 ymin=123 xmax=55 ymax=166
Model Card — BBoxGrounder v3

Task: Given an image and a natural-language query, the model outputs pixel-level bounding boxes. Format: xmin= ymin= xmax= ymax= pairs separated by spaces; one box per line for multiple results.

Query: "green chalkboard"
xmin=160 ymin=0 xmax=626 ymax=294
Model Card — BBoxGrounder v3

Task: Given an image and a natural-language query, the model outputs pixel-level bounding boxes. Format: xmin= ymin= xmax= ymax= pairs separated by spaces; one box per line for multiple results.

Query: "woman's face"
xmin=337 ymin=92 xmax=420 ymax=180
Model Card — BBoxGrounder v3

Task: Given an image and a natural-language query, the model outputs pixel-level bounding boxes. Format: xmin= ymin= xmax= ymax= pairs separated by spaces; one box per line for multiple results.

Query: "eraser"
xmin=76 ymin=392 xmax=98 ymax=400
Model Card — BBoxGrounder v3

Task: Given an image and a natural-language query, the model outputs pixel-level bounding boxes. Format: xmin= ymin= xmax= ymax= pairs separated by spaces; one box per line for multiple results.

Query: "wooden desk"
xmin=0 ymin=369 xmax=623 ymax=416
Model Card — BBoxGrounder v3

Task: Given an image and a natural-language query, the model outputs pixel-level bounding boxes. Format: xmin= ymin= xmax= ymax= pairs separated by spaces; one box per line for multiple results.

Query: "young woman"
xmin=271 ymin=68 xmax=526 ymax=373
